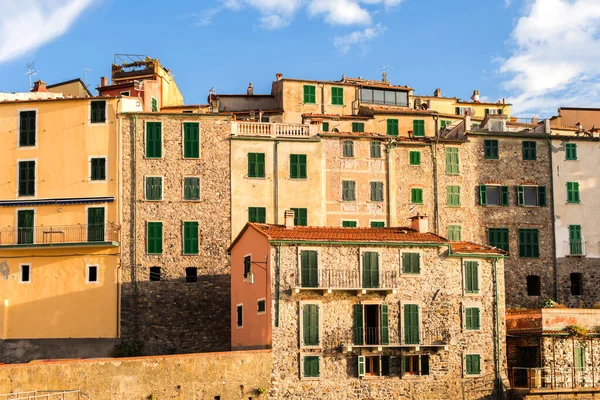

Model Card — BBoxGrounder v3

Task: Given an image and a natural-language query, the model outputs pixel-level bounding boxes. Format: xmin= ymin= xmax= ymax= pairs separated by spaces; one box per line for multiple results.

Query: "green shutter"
xmin=409 ymin=151 xmax=421 ymax=166
xmin=447 ymin=185 xmax=460 ymax=206
xmin=322 ymin=122 xmax=329 ymax=132
xmin=412 ymin=188 xmax=423 ymax=204
xmin=569 ymin=225 xmax=583 ymax=255
xmin=301 ymin=250 xmax=318 ymax=287
xmin=466 ymin=307 xmax=480 ymax=330
xmin=479 ymin=185 xmax=487 ymax=206
xmin=184 ymin=177 xmax=200 ymax=200
xmin=538 ymin=186 xmax=547 ymax=206
xmin=248 ymin=207 xmax=266 ymax=223
xmin=183 ymin=122 xmax=200 ymax=158
xmin=370 ymin=141 xmax=381 ymax=159
xmin=413 ymin=120 xmax=425 ymax=137
xmin=575 ymin=347 xmax=585 ymax=369
xmin=402 ymin=252 xmax=420 ymax=274
xmin=404 ymin=304 xmax=420 ymax=344
xmin=363 ymin=252 xmax=379 ymax=288
xmin=352 ymin=122 xmax=364 ymax=133
xmin=145 ymin=177 xmax=162 ymax=200
xmin=381 ymin=356 xmax=390 ymax=376
xmin=354 ymin=304 xmax=364 ymax=345
xmin=332 ymin=87 xmax=344 ymax=105
xmin=566 ymin=143 xmax=577 ymax=160
xmin=465 ymin=261 xmax=479 ymax=293
xmin=303 ymin=356 xmax=320 ymax=377
xmin=358 ymin=356 xmax=365 ymax=377
xmin=302 ymin=304 xmax=319 ymax=346
xmin=248 ymin=153 xmax=266 ymax=178
xmin=501 ymin=186 xmax=509 ymax=206
xmin=466 ymin=354 xmax=481 ymax=375
xmin=147 ymin=222 xmax=163 ymax=254
xmin=17 ymin=210 xmax=34 ymax=244
xmin=567 ymin=182 xmax=580 ymax=203
xmin=387 ymin=119 xmax=399 ymax=136
xmin=517 ymin=186 xmax=524 ymax=206
xmin=304 ymin=85 xmax=316 ymax=104
xmin=183 ymin=221 xmax=199 ymax=254
xmin=146 ymin=122 xmax=162 ymax=158
xmin=371 ymin=221 xmax=385 ymax=228
xmin=445 ymin=148 xmax=459 ymax=175
xmin=381 ymin=305 xmax=389 ymax=345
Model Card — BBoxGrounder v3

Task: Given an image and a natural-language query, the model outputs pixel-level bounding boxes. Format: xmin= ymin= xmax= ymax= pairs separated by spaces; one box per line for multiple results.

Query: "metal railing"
xmin=333 ymin=326 xmax=450 ymax=347
xmin=510 ymin=367 xmax=600 ymax=390
xmin=232 ymin=121 xmax=316 ymax=138
xmin=0 ymin=390 xmax=80 ymax=399
xmin=0 ymin=223 xmax=120 ymax=246
xmin=299 ymin=269 xmax=398 ymax=290
xmin=565 ymin=240 xmax=586 ymax=256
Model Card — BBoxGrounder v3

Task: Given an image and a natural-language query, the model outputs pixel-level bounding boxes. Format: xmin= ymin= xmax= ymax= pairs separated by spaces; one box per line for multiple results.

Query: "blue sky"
xmin=1 ymin=0 xmax=600 ymax=117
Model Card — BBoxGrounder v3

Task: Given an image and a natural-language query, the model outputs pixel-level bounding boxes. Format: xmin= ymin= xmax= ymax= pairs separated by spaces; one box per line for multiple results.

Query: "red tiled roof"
xmin=449 ymin=241 xmax=507 ymax=255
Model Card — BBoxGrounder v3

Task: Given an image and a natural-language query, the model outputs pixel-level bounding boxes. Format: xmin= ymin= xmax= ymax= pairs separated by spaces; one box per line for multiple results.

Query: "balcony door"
xmin=354 ymin=303 xmax=389 ymax=345
xmin=362 ymin=252 xmax=379 ymax=288
xmin=300 ymin=250 xmax=318 ymax=288
xmin=87 ymin=207 xmax=105 ymax=242
xmin=404 ymin=304 xmax=420 ymax=345
xmin=17 ymin=210 xmax=34 ymax=244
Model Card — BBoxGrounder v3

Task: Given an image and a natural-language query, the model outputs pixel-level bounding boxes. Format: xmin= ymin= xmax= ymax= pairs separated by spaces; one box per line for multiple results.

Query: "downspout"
xmin=546 ymin=135 xmax=559 ymax=301
xmin=132 ymin=113 xmax=139 ymax=338
xmin=275 ymin=244 xmax=281 ymax=327
xmin=385 ymin=140 xmax=392 ymax=227
xmin=274 ymin=140 xmax=280 ymax=224
xmin=320 ymin=84 xmax=325 ymax=115
xmin=493 ymin=258 xmax=503 ymax=399
xmin=432 ymin=137 xmax=440 ymax=235
xmin=116 ymin=98 xmax=122 ymax=339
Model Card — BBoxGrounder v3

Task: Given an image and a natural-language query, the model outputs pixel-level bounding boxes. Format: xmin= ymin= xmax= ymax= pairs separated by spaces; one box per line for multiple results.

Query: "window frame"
xmin=89 ymin=100 xmax=107 ymax=125
xmin=89 ymin=156 xmax=108 ymax=183
xmin=149 ymin=266 xmax=161 ymax=281
xmin=144 ymin=176 xmax=164 ymax=201
xmin=401 ymin=302 xmax=422 ymax=345
xmin=565 ymin=143 xmax=578 ymax=161
xmin=464 ymin=305 xmax=481 ymax=331
xmin=465 ymin=354 xmax=482 ymax=376
xmin=247 ymin=152 xmax=266 ymax=178
xmin=484 ymin=139 xmax=499 ymax=160
xmin=370 ymin=221 xmax=385 ymax=228
xmin=517 ymin=185 xmax=546 ymax=207
xmin=182 ymin=122 xmax=201 ymax=159
xmin=370 ymin=141 xmax=382 ymax=159
xmin=146 ymin=221 xmax=163 ymax=255
xmin=370 ymin=181 xmax=384 ymax=202
xmin=522 ymin=141 xmax=537 ymax=161
xmin=18 ymin=263 xmax=31 ymax=284
xmin=17 ymin=158 xmax=37 ymax=198
xmin=566 ymin=182 xmax=581 ymax=204
xmin=360 ymin=249 xmax=381 ymax=289
xmin=289 ymin=154 xmax=308 ymax=179
xmin=387 ymin=119 xmax=399 ymax=136
xmin=301 ymin=355 xmax=321 ymax=379
xmin=291 ymin=207 xmax=308 ymax=226
xmin=185 ymin=266 xmax=198 ymax=283
xmin=464 ymin=260 xmax=481 ymax=295
xmin=248 ymin=207 xmax=267 ymax=223
xmin=526 ymin=275 xmax=541 ymax=296
xmin=86 ymin=264 xmax=99 ymax=284
xmin=480 ymin=184 xmax=509 ymax=207
xmin=303 ymin=85 xmax=317 ymax=104
xmin=488 ymin=228 xmax=510 ymax=253
xmin=409 ymin=151 xmax=421 ymax=166
xmin=257 ymin=298 xmax=266 ymax=314
xmin=519 ymin=229 xmax=540 ymax=258
xmin=299 ymin=300 xmax=322 ymax=348
xmin=445 ymin=147 xmax=460 ymax=175
xmin=342 ymin=220 xmax=358 ymax=227
xmin=183 ymin=176 xmax=201 ymax=201
xmin=447 ymin=225 xmax=462 ymax=241
xmin=411 ymin=188 xmax=423 ymax=204
xmin=352 ymin=122 xmax=365 ymax=133
xmin=331 ymin=87 xmax=344 ymax=106
xmin=342 ymin=180 xmax=356 ymax=201
xmin=400 ymin=250 xmax=422 ymax=276
xmin=298 ymin=247 xmax=320 ymax=288
xmin=342 ymin=140 xmax=354 ymax=158
xmin=151 ymin=96 xmax=158 ymax=112
xmin=413 ymin=120 xmax=425 ymax=137
xmin=447 ymin=185 xmax=461 ymax=207
xmin=236 ymin=304 xmax=243 ymax=328
xmin=182 ymin=221 xmax=199 ymax=255
xmin=145 ymin=121 xmax=163 ymax=159
xmin=17 ymin=109 xmax=38 ymax=148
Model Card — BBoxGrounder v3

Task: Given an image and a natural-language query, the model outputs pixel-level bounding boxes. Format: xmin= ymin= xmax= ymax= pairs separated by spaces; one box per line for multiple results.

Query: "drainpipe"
xmin=432 ymin=137 xmax=440 ymax=235
xmin=275 ymin=244 xmax=281 ymax=327
xmin=274 ymin=140 xmax=280 ymax=224
xmin=320 ymin=84 xmax=325 ymax=115
xmin=385 ymin=140 xmax=392 ymax=227
xmin=116 ymin=99 xmax=122 ymax=340
xmin=546 ymin=136 xmax=559 ymax=301
xmin=132 ymin=113 xmax=139 ymax=338
xmin=493 ymin=258 xmax=503 ymax=399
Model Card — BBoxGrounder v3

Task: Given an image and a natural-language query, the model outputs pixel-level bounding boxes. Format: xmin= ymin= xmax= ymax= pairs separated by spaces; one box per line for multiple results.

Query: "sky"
xmin=1 ymin=0 xmax=600 ymax=117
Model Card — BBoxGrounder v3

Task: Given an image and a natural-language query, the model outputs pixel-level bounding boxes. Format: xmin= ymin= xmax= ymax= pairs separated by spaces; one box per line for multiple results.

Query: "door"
xmin=404 ymin=304 xmax=420 ymax=345
xmin=569 ymin=225 xmax=582 ymax=255
xmin=87 ymin=207 xmax=105 ymax=242
xmin=17 ymin=210 xmax=34 ymax=244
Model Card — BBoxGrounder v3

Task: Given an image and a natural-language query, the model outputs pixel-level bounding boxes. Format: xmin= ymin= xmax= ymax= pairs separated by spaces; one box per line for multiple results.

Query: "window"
xmin=371 ymin=221 xmax=385 ymax=228
xmin=488 ymin=228 xmax=509 ymax=252
xmin=413 ymin=120 xmax=425 ymax=137
xmin=522 ymin=141 xmax=537 ymax=160
xmin=571 ymin=273 xmax=583 ymax=296
xmin=87 ymin=265 xmax=98 ymax=283
xmin=409 ymin=151 xmax=421 ymax=166
xmin=352 ymin=122 xmax=364 ymax=133
xmin=120 ymin=91 xmax=130 ymax=96
xmin=149 ymin=266 xmax=161 ymax=281
xmin=569 ymin=225 xmax=583 ymax=255
xmin=19 ymin=264 xmax=31 ymax=283
xmin=87 ymin=207 xmax=105 ymax=243
xmin=401 ymin=355 xmax=429 ymax=376
xmin=147 ymin=222 xmax=163 ymax=254
xmin=322 ymin=122 xmax=329 ymax=132
xmin=440 ymin=120 xmax=452 ymax=131
xmin=90 ymin=158 xmax=106 ymax=181
xmin=447 ymin=225 xmax=462 ymax=241
xmin=447 ymin=185 xmax=461 ymax=207
xmin=411 ymin=188 xmax=423 ymax=204
xmin=331 ymin=87 xmax=344 ymax=105
xmin=526 ymin=275 xmax=541 ymax=296
xmin=567 ymin=182 xmax=580 ymax=203
xmin=248 ymin=153 xmax=265 ymax=178
xmin=17 ymin=210 xmax=34 ymax=245
xmin=486 ymin=108 xmax=503 ymax=115
xmin=257 ymin=299 xmax=266 ymax=313
xmin=291 ymin=208 xmax=308 ymax=226
xmin=303 ymin=85 xmax=316 ymax=104
xmin=185 ymin=267 xmax=198 ymax=283
xmin=301 ymin=250 xmax=318 ymax=287
xmin=342 ymin=140 xmax=354 ymax=157
xmin=370 ymin=141 xmax=381 ymax=159
xmin=145 ymin=177 xmax=163 ymax=201
xmin=484 ymin=140 xmax=499 ymax=159
xmin=303 ymin=356 xmax=320 ymax=378
xmin=387 ymin=119 xmax=399 ymax=136
xmin=151 ymin=97 xmax=158 ymax=112
xmin=465 ymin=354 xmax=481 ymax=375
xmin=18 ymin=160 xmax=35 ymax=197
xmin=370 ymin=182 xmax=384 ymax=202
xmin=362 ymin=252 xmax=380 ymax=288
xmin=402 ymin=252 xmax=420 ymax=274
xmin=301 ymin=304 xmax=320 ymax=346
xmin=403 ymin=304 xmax=420 ymax=344
xmin=354 ymin=304 xmax=389 ymax=345
xmin=236 ymin=305 xmax=243 ymax=327
xmin=358 ymin=356 xmax=390 ymax=377
xmin=183 ymin=221 xmax=199 ymax=255
xmin=565 ymin=143 xmax=577 ymax=160
xmin=465 ymin=261 xmax=479 ymax=294
xmin=455 ymin=107 xmax=469 ymax=116
xmin=465 ymin=307 xmax=481 ymax=330
xmin=445 ymin=148 xmax=459 ymax=175
xmin=290 ymin=154 xmax=307 ymax=179
xmin=360 ymin=87 xmax=408 ymax=107
xmin=519 ymin=229 xmax=539 ymax=258
xmin=183 ymin=122 xmax=200 ymax=158
xmin=342 ymin=221 xmax=357 ymax=227
xmin=145 ymin=122 xmax=162 ymax=158
xmin=342 ymin=181 xmax=356 ymax=201
xmin=90 ymin=101 xmax=106 ymax=123
xmin=261 ymin=116 xmax=270 ymax=123
xmin=575 ymin=347 xmax=585 ymax=370
xmin=248 ymin=207 xmax=266 ymax=223
xmin=19 ymin=111 xmax=36 ymax=146
xmin=479 ymin=185 xmax=509 ymax=206
xmin=517 ymin=186 xmax=546 ymax=207
xmin=242 ymin=255 xmax=252 ymax=280
xmin=183 ymin=177 xmax=200 ymax=201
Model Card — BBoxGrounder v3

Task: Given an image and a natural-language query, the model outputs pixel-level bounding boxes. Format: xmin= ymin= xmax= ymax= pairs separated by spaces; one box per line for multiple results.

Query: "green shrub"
xmin=565 ymin=325 xmax=587 ymax=338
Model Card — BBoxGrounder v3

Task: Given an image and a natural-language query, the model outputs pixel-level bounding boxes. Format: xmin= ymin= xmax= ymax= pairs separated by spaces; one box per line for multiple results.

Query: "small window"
xmin=565 ymin=143 xmax=577 ymax=160
xmin=182 ymin=110 xmax=194 ymax=114
xmin=465 ymin=307 xmax=480 ymax=330
xmin=447 ymin=225 xmax=462 ymax=241
xmin=519 ymin=229 xmax=539 ymax=258
xmin=183 ymin=177 xmax=200 ymax=201
xmin=465 ymin=261 xmax=479 ymax=294
xmin=445 ymin=148 xmax=460 ymax=175
xmin=18 ymin=160 xmax=36 ymax=197
xmin=567 ymin=182 xmax=581 ymax=203
xmin=342 ymin=220 xmax=357 ymax=227
xmin=147 ymin=222 xmax=163 ymax=255
xmin=261 ymin=116 xmax=270 ymax=123
xmin=331 ymin=87 xmax=344 ymax=105
xmin=149 ymin=266 xmax=161 ymax=281
xmin=447 ymin=185 xmax=460 ymax=207
xmin=342 ymin=181 xmax=356 ymax=201
xmin=517 ymin=186 xmax=546 ymax=207
xmin=19 ymin=110 xmax=36 ymax=146
xmin=145 ymin=177 xmax=163 ymax=201
xmin=402 ymin=252 xmax=420 ymax=274
xmin=342 ymin=140 xmax=354 ymax=157
xmin=571 ymin=273 xmax=583 ymax=295
xmin=465 ymin=354 xmax=481 ymax=375
xmin=440 ymin=120 xmax=452 ymax=131
xmin=290 ymin=154 xmax=307 ymax=179
xmin=322 ymin=122 xmax=329 ymax=132
xmin=303 ymin=356 xmax=320 ymax=378
xmin=236 ymin=304 xmax=243 ymax=327
xmin=146 ymin=122 xmax=162 ymax=158
xmin=303 ymin=85 xmax=316 ymax=104
xmin=411 ymin=188 xmax=423 ymax=204
xmin=387 ymin=119 xmax=399 ymax=136
xmin=413 ymin=120 xmax=425 ymax=137
xmin=248 ymin=153 xmax=265 ymax=178
xmin=90 ymin=158 xmax=106 ymax=181
xmin=370 ymin=141 xmax=381 ymax=158
xmin=488 ymin=228 xmax=509 ymax=252
xmin=480 ymin=185 xmax=509 ymax=206
xmin=409 ymin=151 xmax=421 ymax=166
xmin=401 ymin=355 xmax=429 ymax=376
xmin=370 ymin=182 xmax=384 ymax=202
xmin=522 ymin=141 xmax=537 ymax=160
xmin=359 ymin=355 xmax=391 ymax=377
xmin=151 ymin=97 xmax=158 ymax=112
xmin=526 ymin=275 xmax=541 ymax=296
xmin=183 ymin=221 xmax=199 ymax=255
xmin=243 ymin=255 xmax=252 ymax=278
xmin=484 ymin=140 xmax=499 ymax=159
xmin=19 ymin=264 xmax=31 ymax=283
xmin=291 ymin=208 xmax=308 ymax=226
xmin=120 ymin=91 xmax=130 ymax=96
xmin=371 ymin=221 xmax=385 ymax=228
xmin=87 ymin=265 xmax=98 ymax=283
xmin=183 ymin=122 xmax=200 ymax=159
xmin=257 ymin=299 xmax=266 ymax=313
xmin=352 ymin=122 xmax=364 ymax=133
xmin=90 ymin=101 xmax=106 ymax=123
xmin=185 ymin=267 xmax=198 ymax=283
xmin=248 ymin=207 xmax=266 ymax=223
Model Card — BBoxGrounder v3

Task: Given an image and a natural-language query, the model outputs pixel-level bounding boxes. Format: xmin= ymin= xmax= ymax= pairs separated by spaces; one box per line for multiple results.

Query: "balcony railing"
xmin=565 ymin=240 xmax=586 ymax=256
xmin=333 ymin=326 xmax=450 ymax=349
xmin=0 ymin=223 xmax=120 ymax=247
xmin=295 ymin=269 xmax=398 ymax=294
xmin=510 ymin=367 xmax=600 ymax=390
xmin=232 ymin=122 xmax=317 ymax=138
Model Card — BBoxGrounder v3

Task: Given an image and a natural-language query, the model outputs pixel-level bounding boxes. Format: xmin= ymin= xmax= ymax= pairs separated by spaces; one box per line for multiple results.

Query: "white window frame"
xmin=146 ymin=220 xmax=163 ymax=255
xmin=236 ymin=303 xmax=244 ymax=329
xmin=18 ymin=263 xmax=31 ymax=284
xmin=257 ymin=298 xmax=266 ymax=315
xmin=85 ymin=205 xmax=108 ymax=242
xmin=182 ymin=176 xmax=201 ymax=202
xmin=399 ymin=249 xmax=423 ymax=276
xmin=16 ymin=158 xmax=38 ymax=199
xmin=86 ymin=264 xmax=100 ymax=284
xmin=464 ymin=352 xmax=483 ymax=377
xmin=400 ymin=301 xmax=422 ymax=345
xmin=299 ymin=300 xmax=322 ymax=349
xmin=297 ymin=247 xmax=320 ymax=288
xmin=359 ymin=248 xmax=382 ymax=288
xmin=15 ymin=208 xmax=36 ymax=243
xmin=88 ymin=100 xmax=108 ymax=126
xmin=463 ymin=258 xmax=482 ymax=296
xmin=17 ymin=108 xmax=38 ymax=149
xmin=144 ymin=121 xmax=164 ymax=159
xmin=88 ymin=155 xmax=108 ymax=183
xmin=462 ymin=302 xmax=482 ymax=332
xmin=181 ymin=121 xmax=201 ymax=159
xmin=299 ymin=354 xmax=322 ymax=380
xmin=144 ymin=176 xmax=164 ymax=201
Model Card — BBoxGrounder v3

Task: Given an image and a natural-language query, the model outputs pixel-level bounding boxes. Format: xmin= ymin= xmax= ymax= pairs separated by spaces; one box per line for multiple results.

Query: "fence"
xmin=298 ymin=269 xmax=398 ymax=290
xmin=232 ymin=122 xmax=316 ymax=138
xmin=510 ymin=367 xmax=600 ymax=390
xmin=0 ymin=223 xmax=120 ymax=246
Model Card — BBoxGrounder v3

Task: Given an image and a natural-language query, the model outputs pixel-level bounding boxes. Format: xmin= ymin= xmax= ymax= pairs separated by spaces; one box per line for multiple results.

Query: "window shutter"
xmin=475 ymin=308 xmax=480 ymax=329
xmin=381 ymin=356 xmax=390 ymax=376
xmin=517 ymin=186 xmax=524 ymax=206
xmin=358 ymin=356 xmax=365 ymax=377
xmin=455 ymin=107 xmax=460 ymax=115
xmin=485 ymin=108 xmax=490 ymax=115
xmin=146 ymin=178 xmax=152 ymax=199
xmin=466 ymin=355 xmax=473 ymax=374
xmin=501 ymin=186 xmax=509 ymax=206
xmin=290 ymin=154 xmax=298 ymax=178
xmin=258 ymin=153 xmax=265 ymax=177
xmin=538 ymin=186 xmax=546 ymax=206
xmin=299 ymin=155 xmax=307 ymax=178
xmin=259 ymin=207 xmax=266 ymax=222
xmin=421 ymin=355 xmax=430 ymax=375
xmin=466 ymin=307 xmax=472 ymax=329
xmin=479 ymin=185 xmax=487 ymax=206
xmin=413 ymin=253 xmax=420 ymax=273
xmin=381 ymin=305 xmax=389 ymax=345
xmin=248 ymin=153 xmax=255 ymax=176
xmin=354 ymin=304 xmax=364 ymax=345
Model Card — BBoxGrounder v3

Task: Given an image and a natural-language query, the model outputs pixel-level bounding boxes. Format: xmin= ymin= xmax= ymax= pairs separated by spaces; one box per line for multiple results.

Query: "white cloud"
xmin=0 ymin=0 xmax=93 ymax=64
xmin=499 ymin=0 xmax=600 ymax=115
xmin=334 ymin=24 xmax=386 ymax=54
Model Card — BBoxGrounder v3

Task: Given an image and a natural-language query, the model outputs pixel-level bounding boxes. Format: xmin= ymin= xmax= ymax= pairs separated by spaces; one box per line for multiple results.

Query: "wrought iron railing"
xmin=330 ymin=326 xmax=450 ymax=347
xmin=0 ymin=223 xmax=120 ymax=246
xmin=510 ymin=367 xmax=600 ymax=390
xmin=565 ymin=240 xmax=586 ymax=256
xmin=299 ymin=269 xmax=398 ymax=290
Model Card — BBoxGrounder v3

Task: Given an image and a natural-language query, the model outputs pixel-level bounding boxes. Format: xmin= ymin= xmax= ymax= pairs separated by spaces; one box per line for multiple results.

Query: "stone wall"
xmin=120 ymin=114 xmax=232 ymax=355
xmin=0 ymin=339 xmax=116 ymax=365
xmin=0 ymin=350 xmax=271 ymax=400
xmin=557 ymin=258 xmax=600 ymax=307
xmin=268 ymin=243 xmax=508 ymax=400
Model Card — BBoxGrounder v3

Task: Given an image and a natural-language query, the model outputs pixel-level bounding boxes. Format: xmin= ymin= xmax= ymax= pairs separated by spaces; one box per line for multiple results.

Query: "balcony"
xmin=0 ymin=223 xmax=120 ymax=249
xmin=334 ymin=327 xmax=450 ymax=351
xmin=231 ymin=122 xmax=317 ymax=138
xmin=294 ymin=269 xmax=398 ymax=295
xmin=565 ymin=240 xmax=586 ymax=256
xmin=510 ymin=367 xmax=600 ymax=390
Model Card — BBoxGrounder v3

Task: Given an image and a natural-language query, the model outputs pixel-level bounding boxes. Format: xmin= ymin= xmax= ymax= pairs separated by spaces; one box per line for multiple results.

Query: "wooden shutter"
xmin=404 ymin=304 xmax=419 ymax=344
xmin=501 ymin=186 xmax=509 ymax=206
xmin=380 ymin=305 xmax=389 ymax=345
xmin=358 ymin=356 xmax=365 ymax=377
xmin=290 ymin=154 xmax=298 ymax=178
xmin=479 ymin=185 xmax=487 ymax=206
xmin=421 ymin=355 xmax=430 ymax=375
xmin=184 ymin=222 xmax=198 ymax=254
xmin=354 ymin=304 xmax=364 ymax=345
xmin=299 ymin=155 xmax=307 ymax=178
xmin=538 ymin=186 xmax=546 ymax=206
xmin=381 ymin=356 xmax=390 ymax=376
xmin=517 ymin=186 xmax=524 ymax=206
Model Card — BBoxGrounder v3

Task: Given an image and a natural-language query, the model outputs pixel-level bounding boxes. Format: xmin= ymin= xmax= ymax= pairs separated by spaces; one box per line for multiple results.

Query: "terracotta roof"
xmin=320 ymin=131 xmax=388 ymax=139
xmin=449 ymin=241 xmax=507 ymax=255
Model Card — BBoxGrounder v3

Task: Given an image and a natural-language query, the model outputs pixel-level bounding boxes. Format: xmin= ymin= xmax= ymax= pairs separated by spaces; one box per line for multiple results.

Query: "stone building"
xmin=229 ymin=213 xmax=508 ymax=399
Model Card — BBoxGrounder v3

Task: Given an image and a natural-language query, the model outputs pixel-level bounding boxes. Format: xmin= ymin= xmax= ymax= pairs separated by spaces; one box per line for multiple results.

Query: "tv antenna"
xmin=26 ymin=61 xmax=38 ymax=90
xmin=378 ymin=65 xmax=393 ymax=82
xmin=84 ymin=68 xmax=92 ymax=88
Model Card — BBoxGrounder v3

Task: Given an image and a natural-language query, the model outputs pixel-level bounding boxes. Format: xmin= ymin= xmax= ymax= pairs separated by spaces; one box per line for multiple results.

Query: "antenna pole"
xmin=26 ymin=61 xmax=38 ymax=90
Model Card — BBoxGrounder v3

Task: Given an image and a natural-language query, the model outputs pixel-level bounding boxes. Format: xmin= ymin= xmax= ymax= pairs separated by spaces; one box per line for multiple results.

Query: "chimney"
xmin=276 ymin=73 xmax=283 ymax=81
xmin=465 ymin=115 xmax=472 ymax=131
xmin=284 ymin=210 xmax=295 ymax=229
xmin=32 ymin=80 xmax=47 ymax=93
xmin=100 ymin=77 xmax=108 ymax=87
xmin=471 ymin=90 xmax=480 ymax=103
xmin=409 ymin=213 xmax=429 ymax=234
xmin=544 ymin=118 xmax=551 ymax=134
xmin=247 ymin=82 xmax=254 ymax=95
xmin=434 ymin=88 xmax=441 ymax=97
